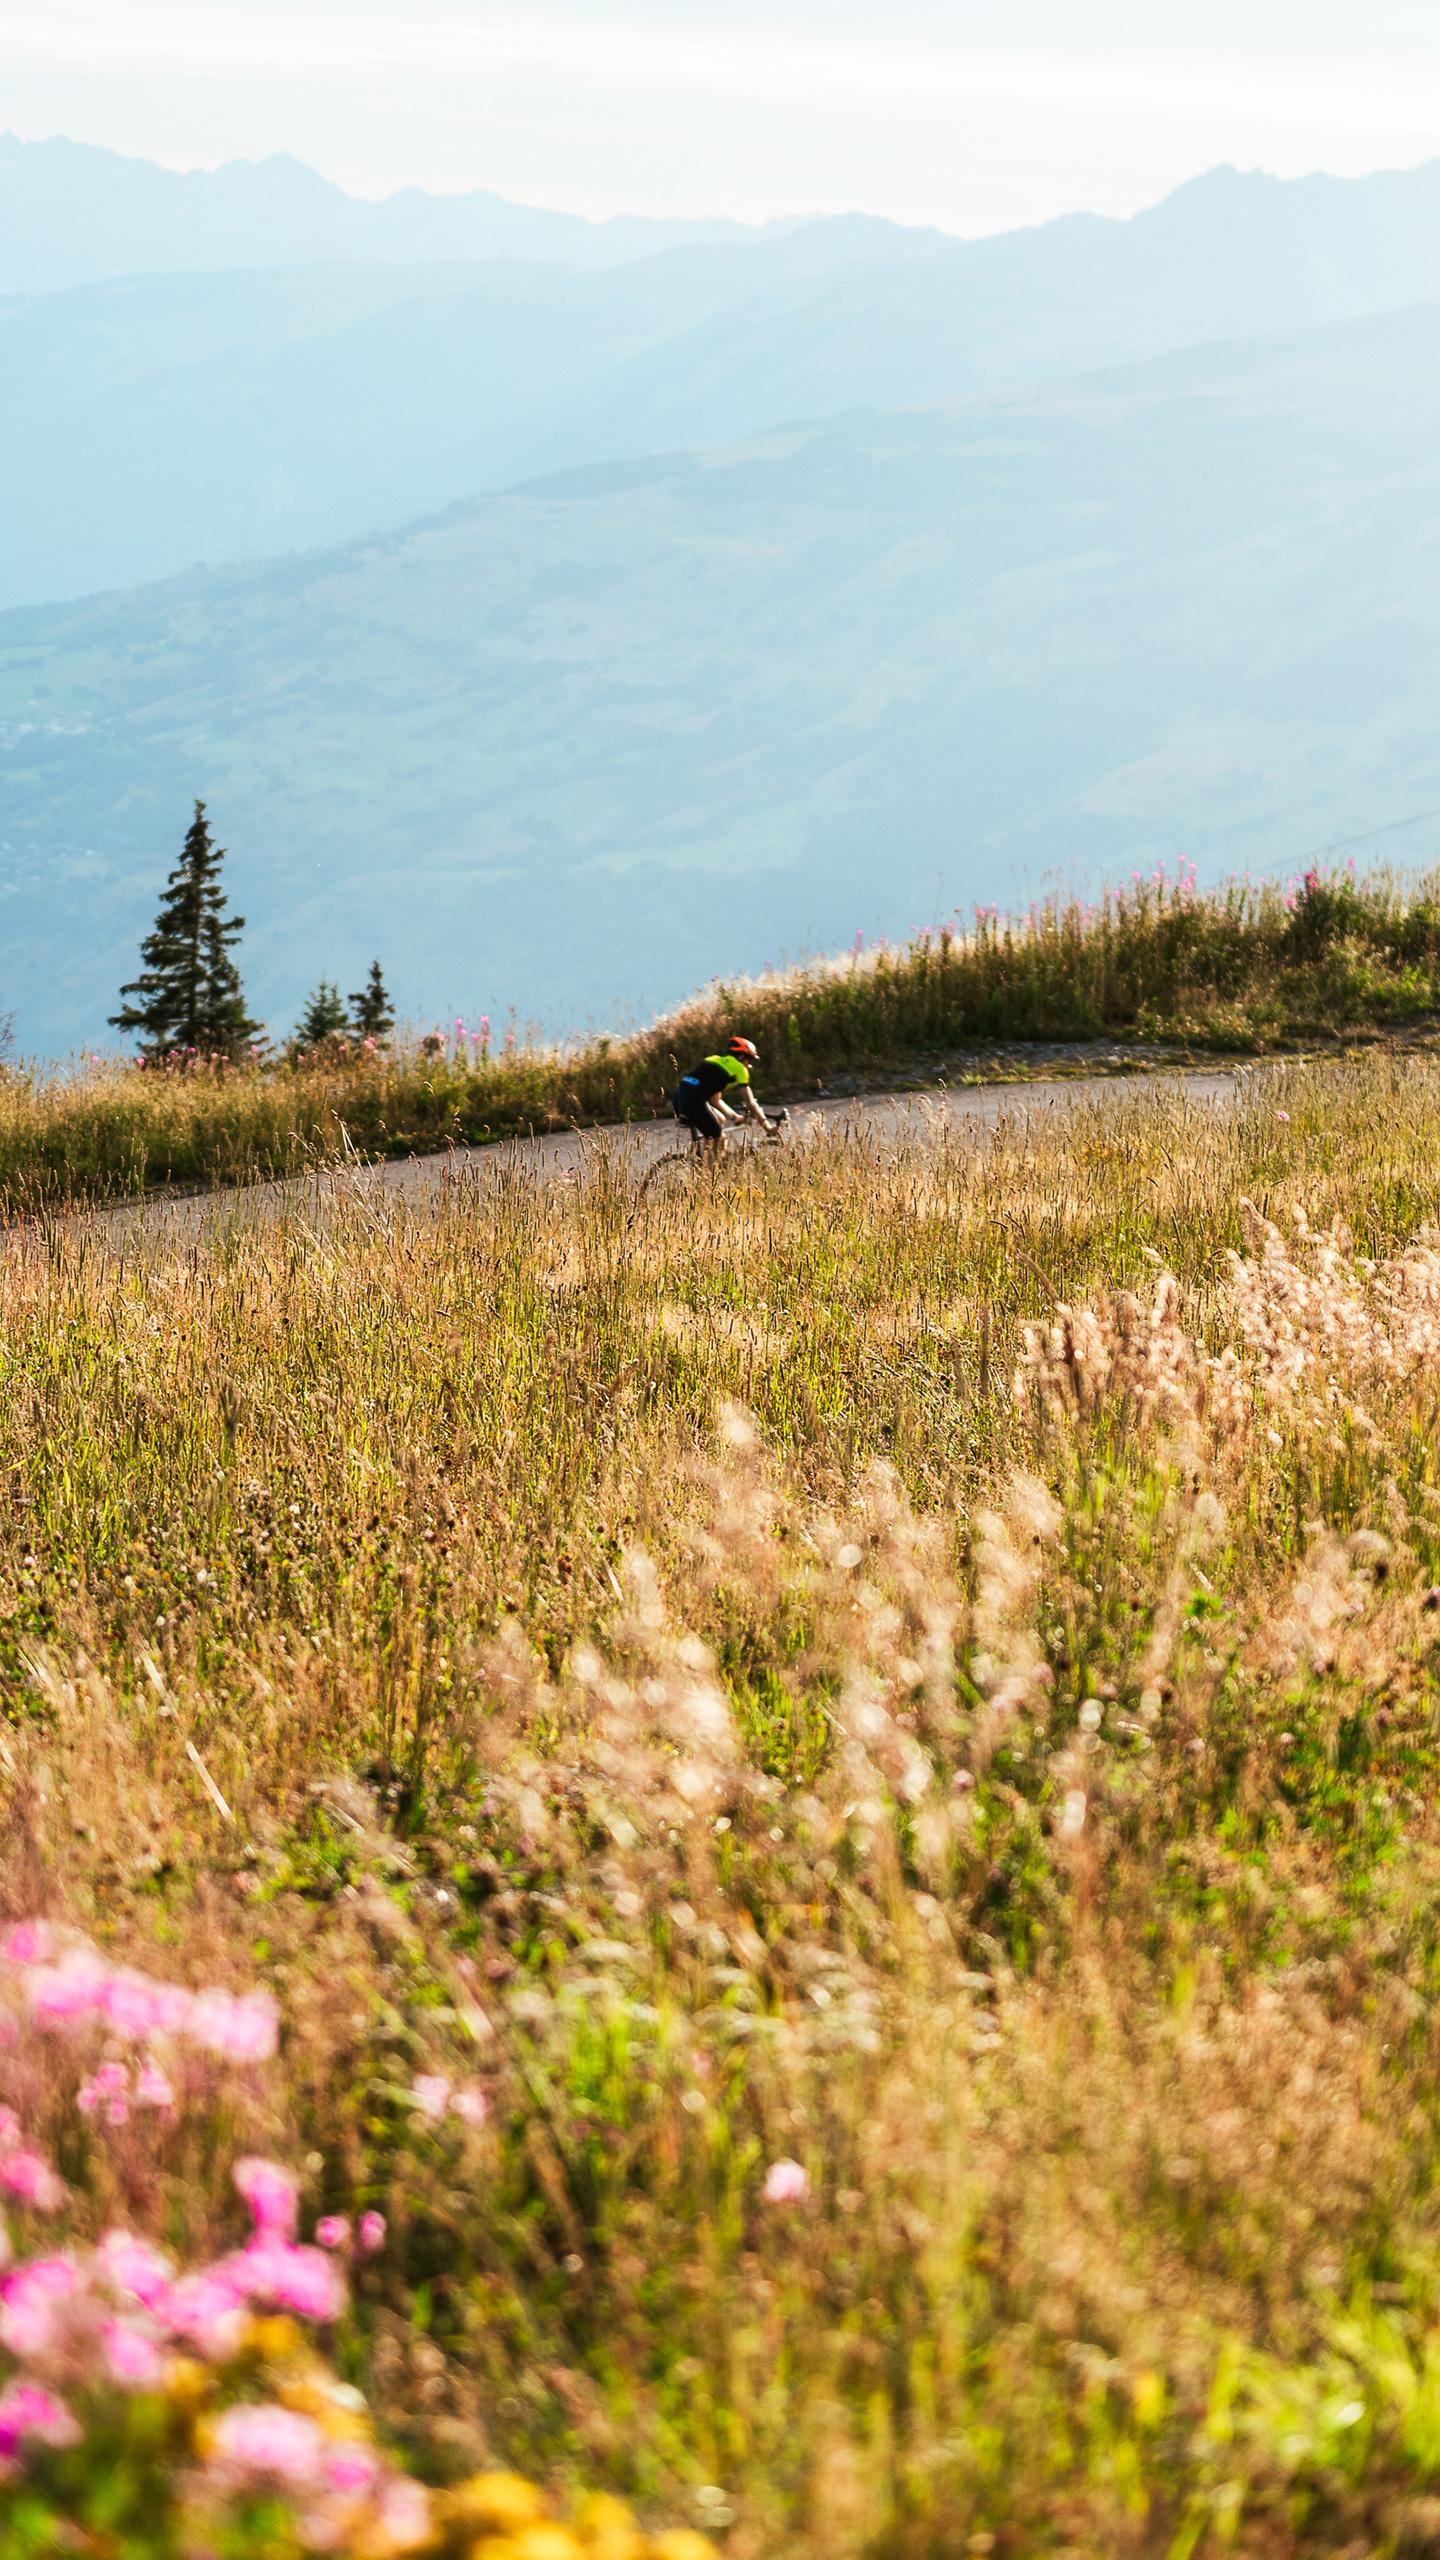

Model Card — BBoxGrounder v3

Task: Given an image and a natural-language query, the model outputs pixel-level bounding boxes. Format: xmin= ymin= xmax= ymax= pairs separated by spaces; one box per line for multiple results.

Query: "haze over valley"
xmin=4 ymin=131 xmax=1440 ymax=1052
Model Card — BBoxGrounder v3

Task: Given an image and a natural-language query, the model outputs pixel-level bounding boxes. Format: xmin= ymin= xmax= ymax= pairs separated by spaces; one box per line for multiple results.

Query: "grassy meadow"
xmin=9 ymin=863 xmax=1440 ymax=1209
xmin=12 ymin=1056 xmax=1440 ymax=2548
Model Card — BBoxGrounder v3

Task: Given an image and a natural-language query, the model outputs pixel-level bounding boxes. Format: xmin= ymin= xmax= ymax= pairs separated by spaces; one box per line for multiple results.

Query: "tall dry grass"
xmin=8 ymin=1061 xmax=1440 ymax=2549
xmin=10 ymin=861 xmax=1440 ymax=1209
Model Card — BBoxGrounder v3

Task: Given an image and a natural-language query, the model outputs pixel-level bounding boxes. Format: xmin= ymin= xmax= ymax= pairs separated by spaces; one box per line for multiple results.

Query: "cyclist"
xmin=671 ymin=1036 xmax=775 ymax=1150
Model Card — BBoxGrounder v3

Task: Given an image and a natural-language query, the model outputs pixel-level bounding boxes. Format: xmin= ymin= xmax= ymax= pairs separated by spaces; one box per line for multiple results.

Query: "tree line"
xmin=111 ymin=802 xmax=395 ymax=1060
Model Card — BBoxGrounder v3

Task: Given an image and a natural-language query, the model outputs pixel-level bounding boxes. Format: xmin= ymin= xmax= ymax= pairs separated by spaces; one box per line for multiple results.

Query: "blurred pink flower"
xmin=102 ymin=2316 xmax=165 ymax=2389
xmin=410 ymin=2073 xmax=450 ymax=2122
xmin=135 ymin=2061 xmax=176 ymax=2112
xmin=234 ymin=2156 xmax=299 ymax=2240
xmin=78 ymin=2061 xmax=131 ymax=2125
xmin=0 ymin=2147 xmax=65 ymax=2210
xmin=451 ymin=2087 xmax=489 ymax=2128
xmin=0 ymin=2378 xmax=79 ymax=2458
xmin=207 ymin=2401 xmax=328 ymax=2490
xmin=233 ymin=2237 xmax=346 ymax=2323
xmin=314 ymin=2215 xmax=350 ymax=2251
xmin=325 ymin=2442 xmax=382 ymax=2496
xmin=161 ymin=2267 xmax=249 ymax=2360
xmin=0 ymin=2254 xmax=81 ymax=2356
xmin=761 ymin=2159 xmax=810 ymax=2204
xmin=357 ymin=2212 xmax=386 ymax=2254
xmin=1 ymin=1923 xmax=53 ymax=1965
xmin=97 ymin=2230 xmax=174 ymax=2311
xmin=190 ymin=1988 xmax=279 ymax=2062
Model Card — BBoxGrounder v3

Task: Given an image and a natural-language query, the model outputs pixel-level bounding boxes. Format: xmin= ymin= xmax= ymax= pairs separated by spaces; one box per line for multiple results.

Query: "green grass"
xmin=8 ymin=862 xmax=1440 ymax=1209
xmin=13 ymin=1057 xmax=1440 ymax=2547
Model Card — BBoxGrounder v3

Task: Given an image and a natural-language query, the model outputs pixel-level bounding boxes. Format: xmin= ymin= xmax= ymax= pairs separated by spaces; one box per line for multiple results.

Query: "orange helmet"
xmin=729 ymin=1037 xmax=759 ymax=1063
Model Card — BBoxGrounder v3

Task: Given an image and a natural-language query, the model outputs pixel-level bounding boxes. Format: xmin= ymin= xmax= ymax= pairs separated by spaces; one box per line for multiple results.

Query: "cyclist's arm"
xmin=739 ymin=1085 xmax=771 ymax=1128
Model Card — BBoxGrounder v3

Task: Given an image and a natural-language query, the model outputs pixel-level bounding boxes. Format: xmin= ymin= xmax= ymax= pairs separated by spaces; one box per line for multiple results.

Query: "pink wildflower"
xmin=372 ymin=2475 xmax=432 ymax=2549
xmin=102 ymin=2316 xmax=165 ymax=2388
xmin=1275 ymin=1109 xmax=1291 ymax=1125
xmin=207 ymin=2401 xmax=328 ymax=2490
xmin=135 ymin=2060 xmax=176 ymax=2111
xmin=233 ymin=2237 xmax=346 ymax=2323
xmin=190 ymin=1987 xmax=278 ymax=2062
xmin=314 ymin=2216 xmax=350 ymax=2251
xmin=234 ymin=2156 xmax=299 ymax=2240
xmin=27 ymin=1947 xmax=109 ymax=2026
xmin=161 ymin=2268 xmax=249 ymax=2360
xmin=0 ymin=2378 xmax=79 ymax=2459
xmin=0 ymin=2254 xmax=81 ymax=2355
xmin=97 ymin=2230 xmax=175 ymax=2311
xmin=325 ymin=2441 xmax=382 ymax=2496
xmin=78 ymin=2061 xmax=131 ymax=2125
xmin=451 ymin=2087 xmax=490 ymax=2128
xmin=762 ymin=2159 xmax=810 ymax=2204
xmin=0 ymin=2147 xmax=64 ymax=2210
xmin=1 ymin=1923 xmax=53 ymax=1965
xmin=410 ymin=2073 xmax=450 ymax=2122
xmin=357 ymin=2212 xmax=386 ymax=2254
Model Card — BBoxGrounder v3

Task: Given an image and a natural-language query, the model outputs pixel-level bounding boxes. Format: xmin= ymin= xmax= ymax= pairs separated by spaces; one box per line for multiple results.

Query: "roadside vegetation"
xmin=10 ymin=1057 xmax=1440 ymax=2548
xmin=7 ymin=862 xmax=1440 ymax=1209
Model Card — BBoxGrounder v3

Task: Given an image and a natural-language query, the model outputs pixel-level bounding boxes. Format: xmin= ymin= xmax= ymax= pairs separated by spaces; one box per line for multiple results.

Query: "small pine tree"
xmin=293 ymin=981 xmax=350 ymax=1052
xmin=111 ymin=801 xmax=259 ymax=1060
xmin=348 ymin=961 xmax=395 ymax=1044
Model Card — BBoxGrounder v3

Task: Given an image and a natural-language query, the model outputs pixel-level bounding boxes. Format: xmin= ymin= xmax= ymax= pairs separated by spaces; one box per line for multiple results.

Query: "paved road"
xmin=91 ymin=1064 xmax=1245 ymax=1248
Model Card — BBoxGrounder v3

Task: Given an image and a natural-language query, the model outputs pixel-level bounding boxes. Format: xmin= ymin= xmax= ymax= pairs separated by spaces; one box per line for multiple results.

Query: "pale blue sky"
xmin=5 ymin=0 xmax=1440 ymax=231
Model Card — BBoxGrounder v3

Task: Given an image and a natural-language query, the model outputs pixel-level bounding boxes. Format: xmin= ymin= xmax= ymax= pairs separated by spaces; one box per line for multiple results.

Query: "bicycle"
xmin=632 ymin=1107 xmax=791 ymax=1209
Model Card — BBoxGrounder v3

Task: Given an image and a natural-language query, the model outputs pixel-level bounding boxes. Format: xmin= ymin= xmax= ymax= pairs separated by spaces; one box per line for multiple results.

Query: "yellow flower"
xmin=647 ymin=2536 xmax=715 ymax=2560
xmin=242 ymin=2312 xmax=306 ymax=2366
xmin=573 ymin=2492 xmax=645 ymax=2560
xmin=439 ymin=2472 xmax=550 ymax=2534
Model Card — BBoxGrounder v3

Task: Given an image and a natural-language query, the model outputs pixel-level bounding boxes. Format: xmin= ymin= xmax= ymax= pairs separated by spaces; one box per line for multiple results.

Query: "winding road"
xmin=95 ymin=1064 xmax=1247 ymax=1246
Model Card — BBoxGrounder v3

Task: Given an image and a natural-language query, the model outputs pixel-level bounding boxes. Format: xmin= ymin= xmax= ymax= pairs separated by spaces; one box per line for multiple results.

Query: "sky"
xmin=4 ymin=0 xmax=1440 ymax=232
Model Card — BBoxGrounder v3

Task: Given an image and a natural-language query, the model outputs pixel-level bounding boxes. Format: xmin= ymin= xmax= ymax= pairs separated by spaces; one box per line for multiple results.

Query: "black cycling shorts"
xmin=671 ymin=1079 xmax=723 ymax=1140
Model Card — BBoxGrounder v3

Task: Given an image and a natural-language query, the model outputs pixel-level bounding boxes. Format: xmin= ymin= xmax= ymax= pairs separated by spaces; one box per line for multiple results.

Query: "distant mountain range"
xmin=6 ymin=147 xmax=1440 ymax=607
xmin=4 ymin=301 xmax=1440 ymax=1058
xmin=0 ymin=131 xmax=801 ymax=290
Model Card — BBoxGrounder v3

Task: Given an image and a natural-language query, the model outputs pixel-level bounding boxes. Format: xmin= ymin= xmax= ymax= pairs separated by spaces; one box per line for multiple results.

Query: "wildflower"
xmin=189 ymin=1987 xmax=279 ymax=2062
xmin=234 ymin=2156 xmax=299 ymax=2240
xmin=0 ymin=2254 xmax=81 ymax=2356
xmin=1275 ymin=1109 xmax=1291 ymax=1125
xmin=162 ymin=2268 xmax=250 ymax=2359
xmin=357 ymin=2212 xmax=386 ymax=2253
xmin=410 ymin=2073 xmax=451 ymax=2122
xmin=78 ymin=2061 xmax=131 ymax=2125
xmin=135 ymin=2060 xmax=176 ymax=2111
xmin=0 ymin=2145 xmax=64 ymax=2208
xmin=102 ymin=2316 xmax=165 ymax=2388
xmin=97 ymin=2230 xmax=174 ymax=2311
xmin=0 ymin=2378 xmax=80 ymax=2460
xmin=206 ymin=2400 xmax=329 ymax=2490
xmin=233 ymin=2236 xmax=346 ymax=2322
xmin=761 ymin=2159 xmax=810 ymax=2204
xmin=315 ymin=2216 xmax=351 ymax=2251
xmin=451 ymin=2087 xmax=490 ymax=2128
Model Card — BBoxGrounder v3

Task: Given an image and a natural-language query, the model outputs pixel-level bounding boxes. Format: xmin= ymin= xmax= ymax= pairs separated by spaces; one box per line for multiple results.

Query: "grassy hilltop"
xmin=7 ymin=862 xmax=1440 ymax=1209
xmin=9 ymin=1044 xmax=1440 ymax=2549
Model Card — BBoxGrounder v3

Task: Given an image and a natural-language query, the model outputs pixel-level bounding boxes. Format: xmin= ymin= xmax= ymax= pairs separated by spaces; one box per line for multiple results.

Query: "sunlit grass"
xmin=10 ymin=1059 xmax=1440 ymax=2548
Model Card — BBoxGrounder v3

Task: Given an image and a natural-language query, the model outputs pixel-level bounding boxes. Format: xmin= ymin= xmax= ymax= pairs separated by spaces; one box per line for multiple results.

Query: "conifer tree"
xmin=293 ymin=981 xmax=350 ymax=1051
xmin=111 ymin=802 xmax=258 ymax=1059
xmin=348 ymin=960 xmax=395 ymax=1045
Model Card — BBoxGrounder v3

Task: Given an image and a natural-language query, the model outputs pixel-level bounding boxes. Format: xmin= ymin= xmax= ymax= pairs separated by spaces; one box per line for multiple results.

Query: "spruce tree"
xmin=293 ymin=981 xmax=350 ymax=1051
xmin=348 ymin=960 xmax=395 ymax=1044
xmin=111 ymin=801 xmax=258 ymax=1059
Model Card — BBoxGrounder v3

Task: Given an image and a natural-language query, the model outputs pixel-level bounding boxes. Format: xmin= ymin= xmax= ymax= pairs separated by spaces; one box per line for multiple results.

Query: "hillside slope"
xmin=4 ymin=304 xmax=1440 ymax=1054
xmin=9 ymin=159 xmax=1440 ymax=605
